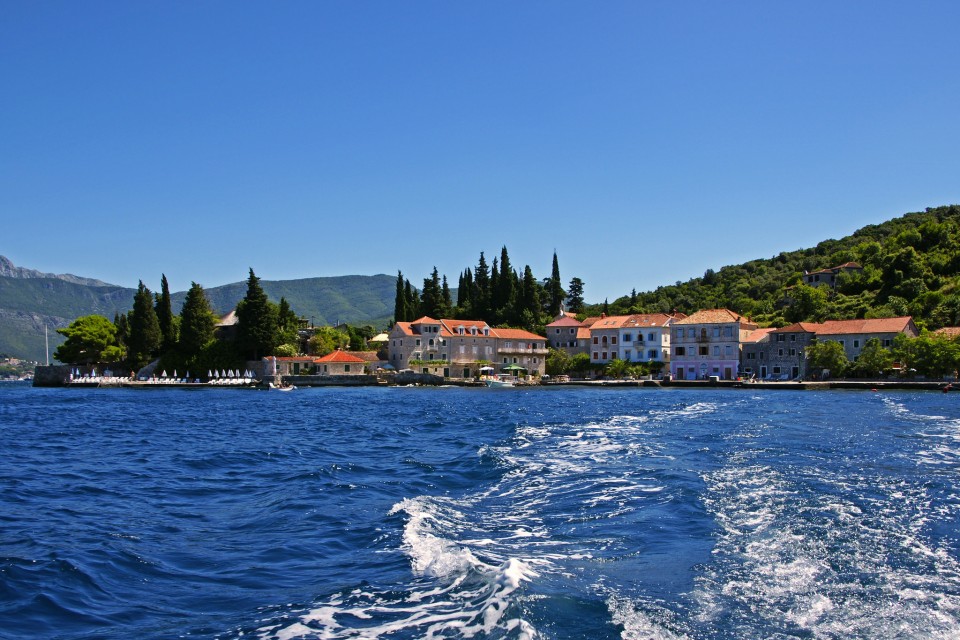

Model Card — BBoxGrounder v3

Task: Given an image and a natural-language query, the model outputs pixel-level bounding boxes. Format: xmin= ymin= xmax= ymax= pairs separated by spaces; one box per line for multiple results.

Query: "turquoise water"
xmin=1 ymin=384 xmax=959 ymax=638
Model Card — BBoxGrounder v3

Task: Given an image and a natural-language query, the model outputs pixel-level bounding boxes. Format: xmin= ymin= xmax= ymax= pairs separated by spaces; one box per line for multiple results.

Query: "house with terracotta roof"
xmin=586 ymin=313 xmax=678 ymax=365
xmin=314 ymin=349 xmax=367 ymax=375
xmin=546 ymin=312 xmax=587 ymax=355
xmin=803 ymin=262 xmax=863 ymax=288
xmin=814 ymin=317 xmax=918 ymax=363
xmin=741 ymin=324 xmax=819 ymax=380
xmin=387 ymin=316 xmax=547 ymax=378
xmin=933 ymin=327 xmax=960 ymax=339
xmin=670 ymin=309 xmax=758 ymax=380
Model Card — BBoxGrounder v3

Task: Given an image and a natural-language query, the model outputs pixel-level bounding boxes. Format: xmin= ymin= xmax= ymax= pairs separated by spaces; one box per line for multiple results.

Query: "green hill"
xmin=0 ymin=263 xmax=397 ymax=361
xmin=601 ymin=204 xmax=960 ymax=330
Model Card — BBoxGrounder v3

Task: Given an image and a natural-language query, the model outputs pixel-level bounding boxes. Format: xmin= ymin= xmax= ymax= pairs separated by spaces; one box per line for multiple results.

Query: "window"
xmin=699 ymin=346 xmax=709 ymax=356
xmin=778 ymin=349 xmax=784 ymax=356
xmin=624 ymin=349 xmax=632 ymax=360
xmin=713 ymin=346 xmax=720 ymax=356
xmin=611 ymin=336 xmax=617 ymax=345
xmin=883 ymin=339 xmax=892 ymax=347
xmin=555 ymin=329 xmax=560 ymax=334
xmin=789 ymin=348 xmax=796 ymax=356
xmin=773 ymin=366 xmax=782 ymax=374
xmin=648 ymin=349 xmax=657 ymax=359
xmin=839 ymin=340 xmax=845 ymax=347
xmin=602 ymin=352 xmax=607 ymax=360
xmin=688 ymin=328 xmax=696 ymax=338
xmin=747 ymin=352 xmax=756 ymax=360
xmin=344 ymin=364 xmax=351 ymax=372
xmin=853 ymin=340 xmax=860 ymax=348
xmin=648 ymin=332 xmax=655 ymax=342
xmin=416 ymin=339 xmax=421 ymax=346
xmin=593 ymin=352 xmax=599 ymax=360
xmin=713 ymin=327 xmax=720 ymax=337
xmin=675 ymin=346 xmax=685 ymax=356
xmin=725 ymin=345 xmax=733 ymax=356
xmin=623 ymin=333 xmax=632 ymax=342
xmin=569 ymin=328 xmax=575 ymax=334
xmin=724 ymin=326 xmax=733 ymax=337
xmin=593 ymin=336 xmax=599 ymax=345
xmin=790 ymin=335 xmax=797 ymax=342
xmin=777 ymin=334 xmax=785 ymax=342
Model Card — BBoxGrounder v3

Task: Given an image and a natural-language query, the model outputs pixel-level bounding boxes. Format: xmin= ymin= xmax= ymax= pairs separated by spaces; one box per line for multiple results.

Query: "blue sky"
xmin=3 ymin=2 xmax=959 ymax=303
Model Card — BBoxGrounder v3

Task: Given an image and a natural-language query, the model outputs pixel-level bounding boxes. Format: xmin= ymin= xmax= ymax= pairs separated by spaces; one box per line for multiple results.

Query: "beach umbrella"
xmin=173 ymin=370 xmax=177 ymax=379
xmin=208 ymin=370 xmax=213 ymax=378
xmin=185 ymin=371 xmax=190 ymax=380
xmin=161 ymin=370 xmax=167 ymax=378
xmin=214 ymin=370 xmax=220 ymax=378
xmin=221 ymin=369 xmax=227 ymax=378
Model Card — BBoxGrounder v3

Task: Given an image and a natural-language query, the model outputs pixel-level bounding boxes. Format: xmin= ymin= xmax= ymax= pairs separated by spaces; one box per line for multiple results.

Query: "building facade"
xmin=387 ymin=316 xmax=547 ymax=378
xmin=670 ymin=309 xmax=757 ymax=380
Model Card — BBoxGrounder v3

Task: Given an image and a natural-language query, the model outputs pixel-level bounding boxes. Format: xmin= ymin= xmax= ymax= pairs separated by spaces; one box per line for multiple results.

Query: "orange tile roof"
xmin=314 ymin=350 xmax=367 ymax=364
xmin=815 ymin=317 xmax=915 ymax=336
xmin=492 ymin=328 xmax=545 ymax=341
xmin=741 ymin=327 xmax=776 ymax=343
xmin=411 ymin=316 xmax=440 ymax=325
xmin=674 ymin=309 xmax=754 ymax=326
xmin=576 ymin=327 xmax=592 ymax=340
xmin=933 ymin=327 xmax=960 ymax=338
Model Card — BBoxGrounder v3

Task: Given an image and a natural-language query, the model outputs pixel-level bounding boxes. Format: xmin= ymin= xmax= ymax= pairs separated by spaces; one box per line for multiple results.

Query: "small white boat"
xmin=485 ymin=375 xmax=516 ymax=388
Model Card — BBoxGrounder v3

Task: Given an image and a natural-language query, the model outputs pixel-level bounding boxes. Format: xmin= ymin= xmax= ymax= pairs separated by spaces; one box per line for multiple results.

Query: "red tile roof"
xmin=314 ymin=350 xmax=366 ymax=364
xmin=770 ymin=322 xmax=822 ymax=334
xmin=546 ymin=315 xmax=584 ymax=328
xmin=411 ymin=316 xmax=440 ymax=325
xmin=815 ymin=317 xmax=916 ymax=336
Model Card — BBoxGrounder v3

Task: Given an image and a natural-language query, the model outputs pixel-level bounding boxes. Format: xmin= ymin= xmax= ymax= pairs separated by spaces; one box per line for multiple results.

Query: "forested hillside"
xmin=599 ymin=205 xmax=960 ymax=330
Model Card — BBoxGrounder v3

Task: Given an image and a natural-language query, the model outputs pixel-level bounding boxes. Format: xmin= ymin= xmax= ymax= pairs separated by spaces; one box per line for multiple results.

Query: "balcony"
xmin=498 ymin=346 xmax=549 ymax=355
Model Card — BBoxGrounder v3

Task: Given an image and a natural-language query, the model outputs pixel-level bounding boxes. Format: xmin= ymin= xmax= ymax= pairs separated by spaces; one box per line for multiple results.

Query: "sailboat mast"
xmin=45 ymin=325 xmax=49 ymax=366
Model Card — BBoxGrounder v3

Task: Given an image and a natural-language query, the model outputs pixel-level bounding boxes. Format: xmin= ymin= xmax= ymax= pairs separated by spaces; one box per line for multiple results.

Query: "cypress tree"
xmin=155 ymin=274 xmax=176 ymax=353
xmin=490 ymin=258 xmax=500 ymax=317
xmin=421 ymin=267 xmax=443 ymax=318
xmin=179 ymin=282 xmax=216 ymax=359
xmin=520 ymin=265 xmax=542 ymax=328
xmin=547 ymin=251 xmax=565 ymax=317
xmin=441 ymin=275 xmax=453 ymax=318
xmin=474 ymin=253 xmax=490 ymax=319
xmin=394 ymin=271 xmax=407 ymax=323
xmin=236 ymin=268 xmax=278 ymax=360
xmin=128 ymin=280 xmax=161 ymax=370
xmin=497 ymin=246 xmax=515 ymax=313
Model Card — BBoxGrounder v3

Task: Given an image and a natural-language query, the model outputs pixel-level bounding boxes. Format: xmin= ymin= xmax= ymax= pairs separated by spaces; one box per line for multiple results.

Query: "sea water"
xmin=1 ymin=384 xmax=959 ymax=639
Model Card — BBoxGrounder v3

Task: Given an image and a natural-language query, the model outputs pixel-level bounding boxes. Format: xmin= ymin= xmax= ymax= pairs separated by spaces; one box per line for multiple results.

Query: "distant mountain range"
xmin=0 ymin=256 xmax=396 ymax=362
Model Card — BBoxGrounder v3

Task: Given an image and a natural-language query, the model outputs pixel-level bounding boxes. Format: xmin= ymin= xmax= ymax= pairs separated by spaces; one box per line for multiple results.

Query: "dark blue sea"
xmin=2 ymin=384 xmax=959 ymax=639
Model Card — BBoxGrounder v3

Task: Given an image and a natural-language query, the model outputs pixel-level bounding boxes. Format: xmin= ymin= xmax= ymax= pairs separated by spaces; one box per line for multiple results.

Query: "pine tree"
xmin=548 ymin=251 xmax=565 ymax=317
xmin=567 ymin=277 xmax=585 ymax=314
xmin=236 ymin=268 xmax=278 ymax=360
xmin=179 ymin=282 xmax=216 ymax=359
xmin=155 ymin=274 xmax=176 ymax=353
xmin=128 ymin=281 xmax=161 ymax=370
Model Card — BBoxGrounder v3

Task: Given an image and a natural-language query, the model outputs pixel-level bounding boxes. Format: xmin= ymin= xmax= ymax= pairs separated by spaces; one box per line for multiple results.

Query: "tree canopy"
xmin=55 ymin=315 xmax=124 ymax=365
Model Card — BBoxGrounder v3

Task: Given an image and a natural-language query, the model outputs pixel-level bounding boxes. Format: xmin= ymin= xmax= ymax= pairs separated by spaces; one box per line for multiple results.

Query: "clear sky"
xmin=3 ymin=2 xmax=959 ymax=303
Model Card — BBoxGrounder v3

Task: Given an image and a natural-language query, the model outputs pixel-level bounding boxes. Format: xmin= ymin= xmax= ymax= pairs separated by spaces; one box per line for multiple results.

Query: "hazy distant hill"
xmin=0 ymin=256 xmax=397 ymax=361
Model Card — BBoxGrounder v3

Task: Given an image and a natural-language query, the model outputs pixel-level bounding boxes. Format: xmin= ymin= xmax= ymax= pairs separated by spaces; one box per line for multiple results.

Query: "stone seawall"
xmin=32 ymin=365 xmax=73 ymax=387
xmin=283 ymin=374 xmax=381 ymax=387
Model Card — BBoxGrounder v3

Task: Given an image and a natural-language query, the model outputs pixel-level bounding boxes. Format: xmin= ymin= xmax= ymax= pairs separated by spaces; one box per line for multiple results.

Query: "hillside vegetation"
xmin=600 ymin=205 xmax=960 ymax=330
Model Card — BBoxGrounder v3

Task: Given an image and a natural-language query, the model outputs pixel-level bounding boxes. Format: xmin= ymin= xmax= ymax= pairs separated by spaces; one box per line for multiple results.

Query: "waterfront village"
xmin=39 ymin=300 xmax=960 ymax=389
